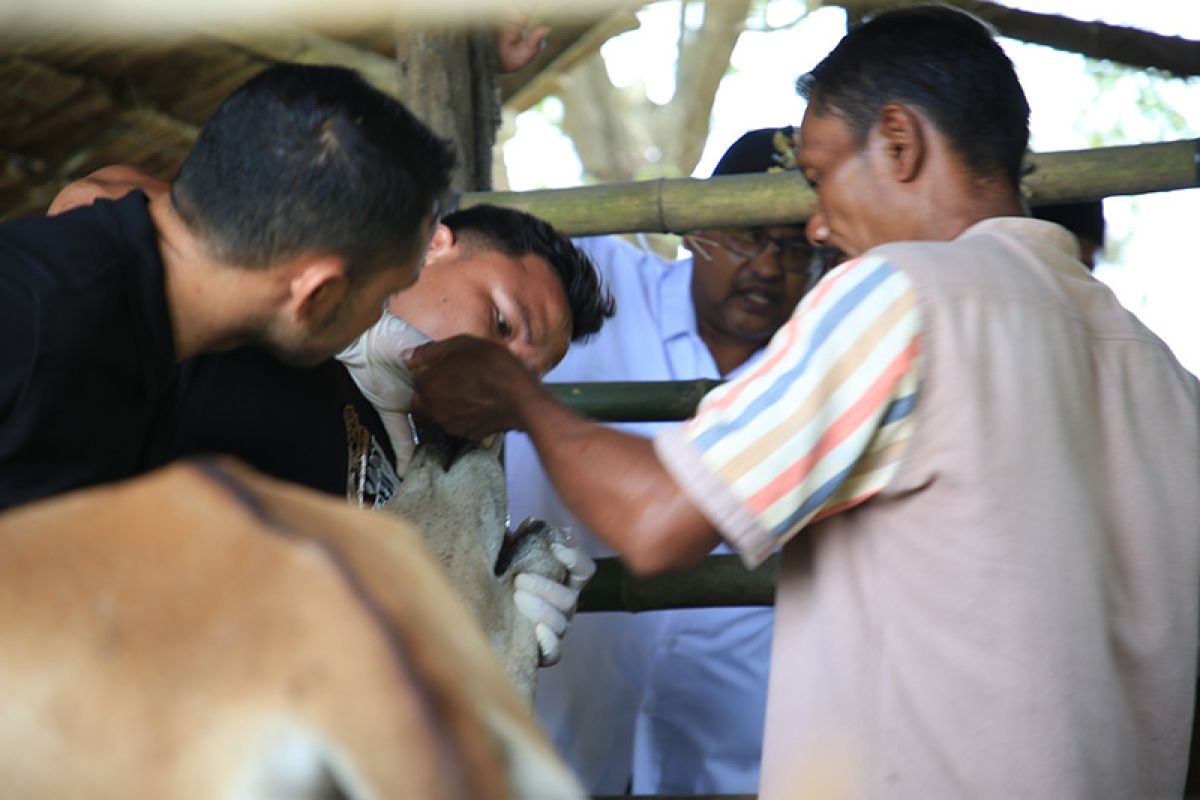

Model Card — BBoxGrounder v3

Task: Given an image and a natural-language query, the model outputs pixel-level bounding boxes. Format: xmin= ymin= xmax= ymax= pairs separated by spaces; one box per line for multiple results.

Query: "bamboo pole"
xmin=577 ymin=555 xmax=778 ymax=613
xmin=547 ymin=380 xmax=721 ymax=422
xmin=595 ymin=796 xmax=754 ymax=800
xmin=461 ymin=138 xmax=1200 ymax=235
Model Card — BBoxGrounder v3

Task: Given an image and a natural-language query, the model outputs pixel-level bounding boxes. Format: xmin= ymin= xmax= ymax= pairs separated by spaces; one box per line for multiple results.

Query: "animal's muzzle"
xmin=409 ymin=414 xmax=476 ymax=472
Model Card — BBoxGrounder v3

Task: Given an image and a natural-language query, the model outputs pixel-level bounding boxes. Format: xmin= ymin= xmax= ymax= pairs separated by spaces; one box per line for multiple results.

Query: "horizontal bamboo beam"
xmin=461 ymin=138 xmax=1200 ymax=236
xmin=595 ymin=796 xmax=754 ymax=800
xmin=547 ymin=380 xmax=721 ymax=422
xmin=577 ymin=555 xmax=778 ymax=613
xmin=467 ymin=171 xmax=812 ymax=237
xmin=1019 ymin=138 xmax=1200 ymax=205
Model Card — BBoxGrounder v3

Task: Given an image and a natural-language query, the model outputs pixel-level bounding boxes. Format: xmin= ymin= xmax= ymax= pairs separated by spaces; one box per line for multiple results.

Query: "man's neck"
xmin=907 ymin=164 xmax=1027 ymax=243
xmin=147 ymin=192 xmax=267 ymax=362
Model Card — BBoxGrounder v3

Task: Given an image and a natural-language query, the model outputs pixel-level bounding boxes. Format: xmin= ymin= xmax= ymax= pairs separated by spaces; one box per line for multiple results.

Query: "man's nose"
xmin=746 ymin=244 xmax=785 ymax=278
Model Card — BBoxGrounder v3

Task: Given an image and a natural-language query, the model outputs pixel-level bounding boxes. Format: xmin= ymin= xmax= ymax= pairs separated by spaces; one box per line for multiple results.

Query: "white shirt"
xmin=505 ymin=235 xmax=773 ymax=795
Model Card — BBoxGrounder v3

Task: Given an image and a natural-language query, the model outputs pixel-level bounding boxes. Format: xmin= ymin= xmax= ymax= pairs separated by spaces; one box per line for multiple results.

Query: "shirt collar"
xmin=959 ymin=216 xmax=1081 ymax=260
xmin=660 ymin=255 xmax=699 ymax=343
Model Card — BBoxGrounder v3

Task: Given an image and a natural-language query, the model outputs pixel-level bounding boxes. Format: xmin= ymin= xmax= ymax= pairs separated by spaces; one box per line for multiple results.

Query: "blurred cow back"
xmin=0 ymin=459 xmax=583 ymax=800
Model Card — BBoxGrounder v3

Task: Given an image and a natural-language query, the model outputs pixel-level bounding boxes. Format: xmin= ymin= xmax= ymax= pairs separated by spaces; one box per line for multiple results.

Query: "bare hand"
xmin=408 ymin=335 xmax=545 ymax=440
xmin=47 ymin=165 xmax=167 ymax=216
xmin=495 ymin=18 xmax=550 ymax=73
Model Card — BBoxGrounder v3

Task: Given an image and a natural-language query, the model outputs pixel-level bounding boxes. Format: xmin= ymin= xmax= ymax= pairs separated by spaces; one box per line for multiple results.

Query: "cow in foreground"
xmin=0 ymin=458 xmax=584 ymax=799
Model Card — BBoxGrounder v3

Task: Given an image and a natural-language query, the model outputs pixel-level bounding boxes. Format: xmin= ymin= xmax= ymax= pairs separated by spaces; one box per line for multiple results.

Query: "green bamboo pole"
xmin=594 ymin=796 xmax=754 ymax=800
xmin=462 ymin=138 xmax=1200 ymax=235
xmin=547 ymin=379 xmax=722 ymax=422
xmin=1019 ymin=138 xmax=1199 ymax=204
xmin=577 ymin=555 xmax=778 ymax=612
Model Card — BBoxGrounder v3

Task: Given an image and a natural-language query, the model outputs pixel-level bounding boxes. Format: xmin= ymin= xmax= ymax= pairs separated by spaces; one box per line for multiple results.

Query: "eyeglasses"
xmin=686 ymin=228 xmax=834 ymax=286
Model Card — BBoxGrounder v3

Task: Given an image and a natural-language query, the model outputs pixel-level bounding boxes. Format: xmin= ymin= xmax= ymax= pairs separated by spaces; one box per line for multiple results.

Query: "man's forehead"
xmin=797 ymin=108 xmax=847 ymax=158
xmin=493 ymin=253 xmax=570 ymax=332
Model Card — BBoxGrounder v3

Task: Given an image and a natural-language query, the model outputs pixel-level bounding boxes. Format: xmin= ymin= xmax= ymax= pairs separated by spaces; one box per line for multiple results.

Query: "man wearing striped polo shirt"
xmin=409 ymin=6 xmax=1200 ymax=798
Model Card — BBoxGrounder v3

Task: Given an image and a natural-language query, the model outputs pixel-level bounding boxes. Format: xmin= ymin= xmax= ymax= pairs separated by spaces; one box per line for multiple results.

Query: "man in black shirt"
xmin=166 ymin=203 xmax=616 ymax=509
xmin=0 ymin=191 xmax=175 ymax=508
xmin=0 ymin=63 xmax=455 ymax=511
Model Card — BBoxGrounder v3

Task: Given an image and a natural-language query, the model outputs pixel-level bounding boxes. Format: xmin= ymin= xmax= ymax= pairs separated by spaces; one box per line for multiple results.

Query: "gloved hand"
xmin=512 ymin=531 xmax=597 ymax=667
xmin=337 ymin=312 xmax=431 ymax=476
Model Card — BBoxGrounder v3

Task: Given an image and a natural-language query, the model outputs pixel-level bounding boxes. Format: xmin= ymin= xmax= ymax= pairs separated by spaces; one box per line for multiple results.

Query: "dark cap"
xmin=1032 ymin=200 xmax=1106 ymax=245
xmin=710 ymin=126 xmax=799 ymax=177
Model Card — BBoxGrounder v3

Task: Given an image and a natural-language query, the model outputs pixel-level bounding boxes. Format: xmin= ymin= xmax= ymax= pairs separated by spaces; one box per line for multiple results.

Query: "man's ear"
xmin=876 ymin=103 xmax=925 ymax=183
xmin=285 ymin=254 xmax=350 ymax=325
xmin=424 ymin=223 xmax=456 ymax=260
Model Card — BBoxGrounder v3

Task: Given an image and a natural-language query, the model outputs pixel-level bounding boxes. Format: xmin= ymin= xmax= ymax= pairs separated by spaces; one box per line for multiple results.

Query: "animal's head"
xmin=384 ymin=415 xmax=509 ymax=575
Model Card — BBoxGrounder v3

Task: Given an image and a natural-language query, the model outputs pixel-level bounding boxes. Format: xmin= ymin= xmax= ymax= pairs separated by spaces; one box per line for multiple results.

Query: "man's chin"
xmin=727 ymin=318 xmax=783 ymax=344
xmin=257 ymin=340 xmax=334 ymax=368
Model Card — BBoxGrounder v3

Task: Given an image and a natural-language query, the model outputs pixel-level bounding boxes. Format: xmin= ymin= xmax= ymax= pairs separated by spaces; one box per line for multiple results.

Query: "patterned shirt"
xmin=656 ymin=255 xmax=922 ymax=566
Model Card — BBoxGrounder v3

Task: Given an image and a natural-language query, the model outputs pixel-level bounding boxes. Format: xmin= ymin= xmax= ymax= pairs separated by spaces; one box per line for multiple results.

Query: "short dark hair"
xmin=796 ymin=5 xmax=1030 ymax=185
xmin=173 ymin=63 xmax=456 ymax=282
xmin=443 ymin=204 xmax=615 ymax=342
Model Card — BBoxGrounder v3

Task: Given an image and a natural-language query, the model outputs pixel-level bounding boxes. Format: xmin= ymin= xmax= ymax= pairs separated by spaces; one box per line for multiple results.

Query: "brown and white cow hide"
xmin=0 ymin=459 xmax=584 ymax=800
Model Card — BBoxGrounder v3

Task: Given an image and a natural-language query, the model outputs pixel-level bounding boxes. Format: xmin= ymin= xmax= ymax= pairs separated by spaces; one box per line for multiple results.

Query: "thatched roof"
xmin=2 ymin=0 xmax=1196 ymax=223
xmin=0 ymin=29 xmax=419 ymax=220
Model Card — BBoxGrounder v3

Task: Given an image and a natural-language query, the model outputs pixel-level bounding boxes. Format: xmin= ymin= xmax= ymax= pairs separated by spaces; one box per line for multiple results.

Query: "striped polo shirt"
xmin=655 ymin=254 xmax=922 ymax=567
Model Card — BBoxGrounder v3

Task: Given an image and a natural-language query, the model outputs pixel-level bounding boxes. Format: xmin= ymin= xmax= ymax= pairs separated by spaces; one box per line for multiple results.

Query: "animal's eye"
xmin=496 ymin=309 xmax=512 ymax=337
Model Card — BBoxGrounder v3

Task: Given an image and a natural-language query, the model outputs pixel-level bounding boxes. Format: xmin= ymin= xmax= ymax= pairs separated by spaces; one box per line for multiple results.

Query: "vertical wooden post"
xmin=393 ymin=29 xmax=502 ymax=192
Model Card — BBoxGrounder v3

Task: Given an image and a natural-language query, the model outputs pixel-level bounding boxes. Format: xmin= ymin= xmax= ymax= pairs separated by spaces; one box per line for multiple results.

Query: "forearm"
xmin=515 ymin=387 xmax=720 ymax=575
xmin=405 ymin=335 xmax=723 ymax=571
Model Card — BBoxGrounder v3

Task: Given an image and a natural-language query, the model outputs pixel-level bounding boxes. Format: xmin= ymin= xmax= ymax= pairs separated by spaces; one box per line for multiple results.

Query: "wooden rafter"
xmin=836 ymin=0 xmax=1200 ymax=77
xmin=206 ymin=27 xmax=403 ymax=98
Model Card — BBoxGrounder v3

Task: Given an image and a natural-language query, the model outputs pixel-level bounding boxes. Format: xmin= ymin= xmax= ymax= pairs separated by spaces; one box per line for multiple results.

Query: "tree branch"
xmin=835 ymin=0 xmax=1200 ymax=77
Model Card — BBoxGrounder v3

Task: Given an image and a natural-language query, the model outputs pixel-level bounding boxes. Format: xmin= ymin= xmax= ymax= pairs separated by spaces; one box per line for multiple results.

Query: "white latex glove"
xmin=512 ymin=531 xmax=597 ymax=667
xmin=337 ymin=312 xmax=431 ymax=476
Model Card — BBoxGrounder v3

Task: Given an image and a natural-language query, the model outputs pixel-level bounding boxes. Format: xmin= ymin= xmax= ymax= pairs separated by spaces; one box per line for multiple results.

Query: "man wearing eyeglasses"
xmin=505 ymin=127 xmax=826 ymax=796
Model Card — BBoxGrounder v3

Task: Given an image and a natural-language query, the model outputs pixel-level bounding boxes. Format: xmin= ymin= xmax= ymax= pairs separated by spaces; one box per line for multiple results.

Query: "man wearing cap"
xmin=1033 ymin=199 xmax=1106 ymax=270
xmin=505 ymin=127 xmax=826 ymax=795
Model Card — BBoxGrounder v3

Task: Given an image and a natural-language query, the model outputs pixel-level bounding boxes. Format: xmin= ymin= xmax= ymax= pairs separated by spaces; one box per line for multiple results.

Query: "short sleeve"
xmin=655 ymin=256 xmax=922 ymax=567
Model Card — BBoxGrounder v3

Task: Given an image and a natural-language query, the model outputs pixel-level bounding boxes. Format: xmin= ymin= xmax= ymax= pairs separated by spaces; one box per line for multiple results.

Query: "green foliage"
xmin=1080 ymin=60 xmax=1197 ymax=147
